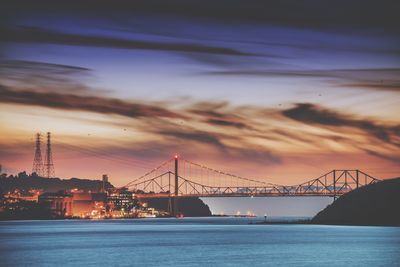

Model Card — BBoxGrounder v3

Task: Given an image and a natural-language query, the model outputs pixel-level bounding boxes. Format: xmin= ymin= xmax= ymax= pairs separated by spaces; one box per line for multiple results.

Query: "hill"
xmin=312 ymin=177 xmax=400 ymax=226
xmin=142 ymin=197 xmax=212 ymax=217
xmin=0 ymin=172 xmax=113 ymax=193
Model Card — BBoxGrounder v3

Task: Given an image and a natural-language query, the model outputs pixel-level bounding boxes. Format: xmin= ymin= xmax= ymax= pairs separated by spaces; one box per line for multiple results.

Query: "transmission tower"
xmin=32 ymin=133 xmax=44 ymax=176
xmin=44 ymin=132 xmax=55 ymax=178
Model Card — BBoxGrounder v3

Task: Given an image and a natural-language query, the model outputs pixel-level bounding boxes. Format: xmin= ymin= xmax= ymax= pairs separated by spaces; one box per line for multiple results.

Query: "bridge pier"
xmin=169 ymin=197 xmax=178 ymax=217
xmin=171 ymin=155 xmax=179 ymax=216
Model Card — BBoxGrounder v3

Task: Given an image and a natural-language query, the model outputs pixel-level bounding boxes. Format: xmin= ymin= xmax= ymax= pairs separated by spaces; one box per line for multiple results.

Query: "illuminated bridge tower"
xmin=32 ymin=132 xmax=44 ymax=176
xmin=44 ymin=132 xmax=55 ymax=178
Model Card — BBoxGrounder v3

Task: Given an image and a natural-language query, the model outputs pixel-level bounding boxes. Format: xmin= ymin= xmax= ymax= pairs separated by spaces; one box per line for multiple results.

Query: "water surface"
xmin=0 ymin=218 xmax=399 ymax=266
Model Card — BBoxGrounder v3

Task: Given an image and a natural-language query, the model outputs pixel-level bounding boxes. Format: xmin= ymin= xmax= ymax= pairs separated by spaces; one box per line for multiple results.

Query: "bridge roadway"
xmin=135 ymin=192 xmax=340 ymax=199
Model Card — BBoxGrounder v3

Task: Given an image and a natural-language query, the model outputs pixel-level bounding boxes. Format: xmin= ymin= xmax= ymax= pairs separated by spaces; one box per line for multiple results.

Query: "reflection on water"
xmin=0 ymin=218 xmax=399 ymax=267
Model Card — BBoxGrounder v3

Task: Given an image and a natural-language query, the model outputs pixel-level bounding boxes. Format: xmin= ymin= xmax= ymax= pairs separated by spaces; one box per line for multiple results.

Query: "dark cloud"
xmin=206 ymin=119 xmax=247 ymax=129
xmin=271 ymin=129 xmax=315 ymax=144
xmin=203 ymin=70 xmax=328 ymax=78
xmin=0 ymin=60 xmax=89 ymax=73
xmin=0 ymin=26 xmax=254 ymax=56
xmin=226 ymin=147 xmax=282 ymax=165
xmin=282 ymin=103 xmax=399 ymax=144
xmin=188 ymin=103 xmax=230 ymax=118
xmin=0 ymin=143 xmax=30 ymax=160
xmin=191 ymin=110 xmax=226 ymax=119
xmin=283 ymin=103 xmax=354 ymax=126
xmin=0 ymin=84 xmax=184 ymax=119
xmin=342 ymin=82 xmax=400 ymax=91
xmin=158 ymin=130 xmax=225 ymax=148
xmin=2 ymin=1 xmax=399 ymax=31
xmin=364 ymin=149 xmax=400 ymax=164
xmin=246 ymin=40 xmax=400 ymax=58
xmin=91 ymin=121 xmax=281 ymax=165
xmin=156 ymin=129 xmax=281 ymax=164
xmin=182 ymin=50 xmax=282 ymax=69
xmin=0 ymin=60 xmax=97 ymax=95
xmin=203 ymin=68 xmax=400 ymax=92
xmin=187 ymin=102 xmax=251 ymax=129
xmin=206 ymin=68 xmax=400 ymax=78
xmin=0 ymin=60 xmax=184 ymax=119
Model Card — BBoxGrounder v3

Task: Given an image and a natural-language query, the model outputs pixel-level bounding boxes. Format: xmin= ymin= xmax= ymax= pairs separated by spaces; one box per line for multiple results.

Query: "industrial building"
xmin=38 ymin=192 xmax=73 ymax=217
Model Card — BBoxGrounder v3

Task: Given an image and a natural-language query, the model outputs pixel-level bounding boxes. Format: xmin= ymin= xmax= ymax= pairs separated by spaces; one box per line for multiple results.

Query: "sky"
xmin=1 ymin=1 xmax=399 ymax=215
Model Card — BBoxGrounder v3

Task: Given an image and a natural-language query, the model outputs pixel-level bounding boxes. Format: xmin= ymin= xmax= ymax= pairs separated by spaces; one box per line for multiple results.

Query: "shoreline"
xmin=250 ymin=219 xmax=311 ymax=225
xmin=1 ymin=217 xmax=399 ymax=227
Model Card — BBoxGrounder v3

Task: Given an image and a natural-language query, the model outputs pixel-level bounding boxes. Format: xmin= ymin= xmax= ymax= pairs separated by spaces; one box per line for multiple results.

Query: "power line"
xmin=181 ymin=158 xmax=278 ymax=186
xmin=54 ymin=141 xmax=157 ymax=170
xmin=123 ymin=158 xmax=174 ymax=188
xmin=55 ymin=140 xmax=158 ymax=165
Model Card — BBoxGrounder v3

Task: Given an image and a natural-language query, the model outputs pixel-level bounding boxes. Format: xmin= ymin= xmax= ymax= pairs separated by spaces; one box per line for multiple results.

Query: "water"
xmin=1 ymin=218 xmax=399 ymax=267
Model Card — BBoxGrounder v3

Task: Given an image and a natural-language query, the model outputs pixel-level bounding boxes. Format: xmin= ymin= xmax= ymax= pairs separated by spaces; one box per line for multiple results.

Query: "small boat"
xmin=176 ymin=213 xmax=184 ymax=218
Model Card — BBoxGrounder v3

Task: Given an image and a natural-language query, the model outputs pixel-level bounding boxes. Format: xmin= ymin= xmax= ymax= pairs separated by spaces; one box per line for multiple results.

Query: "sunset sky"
xmin=1 ymin=0 xmax=399 ymax=195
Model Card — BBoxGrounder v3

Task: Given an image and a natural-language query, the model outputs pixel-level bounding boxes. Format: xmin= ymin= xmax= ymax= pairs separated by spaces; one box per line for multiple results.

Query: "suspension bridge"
xmin=123 ymin=156 xmax=380 ymax=216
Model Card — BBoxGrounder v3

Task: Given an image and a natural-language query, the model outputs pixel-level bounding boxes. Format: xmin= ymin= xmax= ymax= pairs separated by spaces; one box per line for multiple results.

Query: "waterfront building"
xmin=72 ymin=191 xmax=107 ymax=218
xmin=4 ymin=189 xmax=42 ymax=202
xmin=107 ymin=188 xmax=136 ymax=213
xmin=38 ymin=192 xmax=73 ymax=217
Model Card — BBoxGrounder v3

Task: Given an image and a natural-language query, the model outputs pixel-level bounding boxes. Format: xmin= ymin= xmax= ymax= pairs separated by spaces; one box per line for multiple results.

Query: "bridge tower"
xmin=32 ymin=133 xmax=44 ymax=176
xmin=172 ymin=155 xmax=179 ymax=216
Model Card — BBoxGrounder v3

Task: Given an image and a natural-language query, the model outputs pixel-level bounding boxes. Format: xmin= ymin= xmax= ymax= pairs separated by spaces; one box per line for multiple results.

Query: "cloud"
xmin=2 ymin=0 xmax=399 ymax=31
xmin=158 ymin=130 xmax=225 ymax=148
xmin=0 ymin=60 xmax=185 ymax=119
xmin=342 ymin=82 xmax=400 ymax=91
xmin=0 ymin=143 xmax=30 ymax=160
xmin=187 ymin=102 xmax=251 ymax=129
xmin=0 ymin=59 xmax=89 ymax=73
xmin=130 ymin=130 xmax=282 ymax=165
xmin=0 ymin=84 xmax=184 ymax=119
xmin=206 ymin=118 xmax=247 ymax=129
xmin=131 ymin=113 xmax=281 ymax=165
xmin=202 ymin=68 xmax=400 ymax=92
xmin=270 ymin=129 xmax=315 ymax=144
xmin=364 ymin=149 xmax=400 ymax=164
xmin=188 ymin=102 xmax=230 ymax=117
xmin=0 ymin=26 xmax=255 ymax=56
xmin=0 ymin=59 xmax=398 ymax=166
xmin=225 ymin=146 xmax=282 ymax=165
xmin=282 ymin=103 xmax=400 ymax=145
xmin=0 ymin=60 xmax=97 ymax=95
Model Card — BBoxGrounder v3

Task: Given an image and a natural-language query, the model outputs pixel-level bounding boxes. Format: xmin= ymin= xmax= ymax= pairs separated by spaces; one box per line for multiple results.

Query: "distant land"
xmin=312 ymin=177 xmax=400 ymax=226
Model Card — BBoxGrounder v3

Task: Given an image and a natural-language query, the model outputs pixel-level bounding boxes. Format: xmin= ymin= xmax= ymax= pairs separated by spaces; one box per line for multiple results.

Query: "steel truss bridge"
xmin=123 ymin=156 xmax=380 ymax=215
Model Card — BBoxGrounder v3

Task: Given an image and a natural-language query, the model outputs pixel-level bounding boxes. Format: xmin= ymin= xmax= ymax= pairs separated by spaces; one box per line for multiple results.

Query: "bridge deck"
xmin=136 ymin=192 xmax=340 ymax=198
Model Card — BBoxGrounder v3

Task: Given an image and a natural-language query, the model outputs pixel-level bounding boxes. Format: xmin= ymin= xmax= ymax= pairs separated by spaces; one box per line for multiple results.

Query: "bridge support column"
xmin=333 ymin=170 xmax=337 ymax=201
xmin=172 ymin=155 xmax=179 ymax=216
xmin=356 ymin=170 xmax=359 ymax=189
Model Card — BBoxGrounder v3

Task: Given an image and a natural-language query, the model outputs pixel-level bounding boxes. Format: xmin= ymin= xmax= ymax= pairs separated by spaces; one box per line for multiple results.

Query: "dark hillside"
xmin=312 ymin=178 xmax=400 ymax=226
xmin=0 ymin=173 xmax=113 ymax=193
xmin=143 ymin=197 xmax=212 ymax=217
